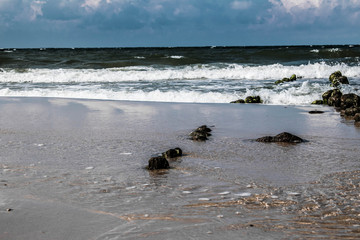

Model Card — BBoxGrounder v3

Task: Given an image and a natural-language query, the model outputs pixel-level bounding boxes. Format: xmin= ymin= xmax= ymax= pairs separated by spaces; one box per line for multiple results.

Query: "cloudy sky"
xmin=0 ymin=0 xmax=359 ymax=48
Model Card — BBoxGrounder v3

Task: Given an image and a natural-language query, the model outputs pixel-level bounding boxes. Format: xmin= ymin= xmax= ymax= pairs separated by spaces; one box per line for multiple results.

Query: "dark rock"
xmin=275 ymin=78 xmax=289 ymax=85
xmin=148 ymin=156 xmax=169 ymax=170
xmin=322 ymin=90 xmax=334 ymax=104
xmin=340 ymin=110 xmax=346 ymax=117
xmin=163 ymin=148 xmax=183 ymax=158
xmin=338 ymin=76 xmax=349 ymax=84
xmin=344 ymin=107 xmax=360 ymax=117
xmin=191 ymin=133 xmax=208 ymax=141
xmin=354 ymin=113 xmax=360 ymax=122
xmin=329 ymin=71 xmax=342 ymax=82
xmin=196 ymin=125 xmax=212 ymax=133
xmin=282 ymin=77 xmax=290 ymax=82
xmin=273 ymin=132 xmax=303 ymax=143
xmin=311 ymin=100 xmax=323 ymax=105
xmin=245 ymin=96 xmax=262 ymax=103
xmin=190 ymin=125 xmax=212 ymax=141
xmin=255 ymin=136 xmax=274 ymax=142
xmin=174 ymin=147 xmax=182 ymax=156
xmin=230 ymin=99 xmax=245 ymax=103
xmin=328 ymin=97 xmax=341 ymax=107
xmin=309 ymin=110 xmax=324 ymax=114
xmin=340 ymin=94 xmax=360 ymax=110
xmin=256 ymin=132 xmax=303 ymax=143
xmin=329 ymin=71 xmax=349 ymax=87
xmin=327 ymin=89 xmax=342 ymax=107
xmin=289 ymin=74 xmax=297 ymax=81
xmin=275 ymin=74 xmax=296 ymax=84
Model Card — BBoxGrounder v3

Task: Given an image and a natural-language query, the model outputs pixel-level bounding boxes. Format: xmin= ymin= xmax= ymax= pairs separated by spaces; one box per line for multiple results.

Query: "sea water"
xmin=0 ymin=45 xmax=359 ymax=104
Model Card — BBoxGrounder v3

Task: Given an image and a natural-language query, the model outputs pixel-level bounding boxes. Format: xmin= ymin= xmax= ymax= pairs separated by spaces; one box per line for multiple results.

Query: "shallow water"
xmin=1 ymin=97 xmax=360 ymax=239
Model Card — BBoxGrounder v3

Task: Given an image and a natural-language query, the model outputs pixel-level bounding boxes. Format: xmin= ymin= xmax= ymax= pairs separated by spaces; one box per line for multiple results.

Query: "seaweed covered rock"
xmin=329 ymin=71 xmax=342 ymax=83
xmin=275 ymin=74 xmax=297 ymax=84
xmin=344 ymin=107 xmax=360 ymax=117
xmin=311 ymin=100 xmax=324 ymax=105
xmin=230 ymin=99 xmax=245 ymax=104
xmin=245 ymin=96 xmax=262 ymax=103
xmin=256 ymin=132 xmax=304 ymax=143
xmin=327 ymin=89 xmax=343 ymax=107
xmin=340 ymin=94 xmax=360 ymax=110
xmin=148 ymin=156 xmax=169 ymax=170
xmin=329 ymin=71 xmax=349 ymax=87
xmin=190 ymin=125 xmax=212 ymax=141
xmin=322 ymin=90 xmax=334 ymax=104
xmin=163 ymin=148 xmax=182 ymax=158
xmin=354 ymin=113 xmax=360 ymax=122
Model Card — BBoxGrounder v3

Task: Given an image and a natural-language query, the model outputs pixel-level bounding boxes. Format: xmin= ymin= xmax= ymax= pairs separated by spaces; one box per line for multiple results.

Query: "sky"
xmin=0 ymin=0 xmax=359 ymax=48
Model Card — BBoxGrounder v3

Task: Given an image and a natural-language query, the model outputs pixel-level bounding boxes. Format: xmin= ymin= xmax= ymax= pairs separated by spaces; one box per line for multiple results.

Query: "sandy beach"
xmin=1 ymin=97 xmax=360 ymax=239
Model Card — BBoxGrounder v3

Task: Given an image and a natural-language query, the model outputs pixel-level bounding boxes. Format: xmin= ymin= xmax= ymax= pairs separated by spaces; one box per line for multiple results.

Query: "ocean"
xmin=1 ymin=45 xmax=359 ymax=104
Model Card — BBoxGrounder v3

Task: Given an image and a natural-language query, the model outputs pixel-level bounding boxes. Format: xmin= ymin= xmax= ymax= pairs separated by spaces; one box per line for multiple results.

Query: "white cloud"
xmin=266 ymin=0 xmax=360 ymax=28
xmin=81 ymin=0 xmax=102 ymax=10
xmin=231 ymin=1 xmax=251 ymax=10
xmin=173 ymin=4 xmax=197 ymax=16
xmin=279 ymin=0 xmax=322 ymax=12
xmin=30 ymin=0 xmax=46 ymax=21
xmin=272 ymin=0 xmax=360 ymax=14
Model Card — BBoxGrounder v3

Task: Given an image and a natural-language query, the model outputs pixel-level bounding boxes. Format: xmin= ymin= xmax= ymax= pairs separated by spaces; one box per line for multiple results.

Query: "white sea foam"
xmin=1 ymin=84 xmax=352 ymax=105
xmin=327 ymin=48 xmax=341 ymax=52
xmin=166 ymin=55 xmax=185 ymax=59
xmin=0 ymin=62 xmax=359 ymax=84
xmin=1 ymin=62 xmax=359 ymax=105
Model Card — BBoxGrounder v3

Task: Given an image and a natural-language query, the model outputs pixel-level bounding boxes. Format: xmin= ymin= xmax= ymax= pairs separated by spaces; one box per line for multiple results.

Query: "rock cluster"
xmin=256 ymin=132 xmax=304 ymax=143
xmin=147 ymin=124 xmax=214 ymax=170
xmin=190 ymin=125 xmax=212 ymax=141
xmin=311 ymin=71 xmax=360 ymax=126
xmin=275 ymin=74 xmax=297 ymax=85
xmin=148 ymin=148 xmax=183 ymax=170
xmin=231 ymin=96 xmax=262 ymax=104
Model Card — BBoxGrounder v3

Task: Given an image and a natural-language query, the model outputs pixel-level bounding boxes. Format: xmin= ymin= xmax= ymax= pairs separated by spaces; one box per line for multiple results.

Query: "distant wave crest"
xmin=1 ymin=62 xmax=359 ymax=83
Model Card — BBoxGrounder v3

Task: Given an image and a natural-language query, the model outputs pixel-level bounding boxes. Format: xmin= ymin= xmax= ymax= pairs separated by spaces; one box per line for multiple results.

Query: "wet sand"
xmin=0 ymin=97 xmax=360 ymax=239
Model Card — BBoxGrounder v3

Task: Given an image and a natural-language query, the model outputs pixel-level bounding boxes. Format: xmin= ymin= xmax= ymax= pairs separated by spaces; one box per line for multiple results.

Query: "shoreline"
xmin=1 ymin=96 xmax=360 ymax=239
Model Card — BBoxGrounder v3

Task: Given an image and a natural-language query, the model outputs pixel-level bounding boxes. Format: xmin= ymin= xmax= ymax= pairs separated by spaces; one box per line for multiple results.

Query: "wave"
xmin=1 ymin=62 xmax=359 ymax=83
xmin=327 ymin=48 xmax=341 ymax=52
xmin=1 ymin=81 xmax=358 ymax=105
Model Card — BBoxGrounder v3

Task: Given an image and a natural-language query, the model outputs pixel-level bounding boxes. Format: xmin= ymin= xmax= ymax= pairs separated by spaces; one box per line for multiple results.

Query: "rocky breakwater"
xmin=312 ymin=71 xmax=360 ymax=126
